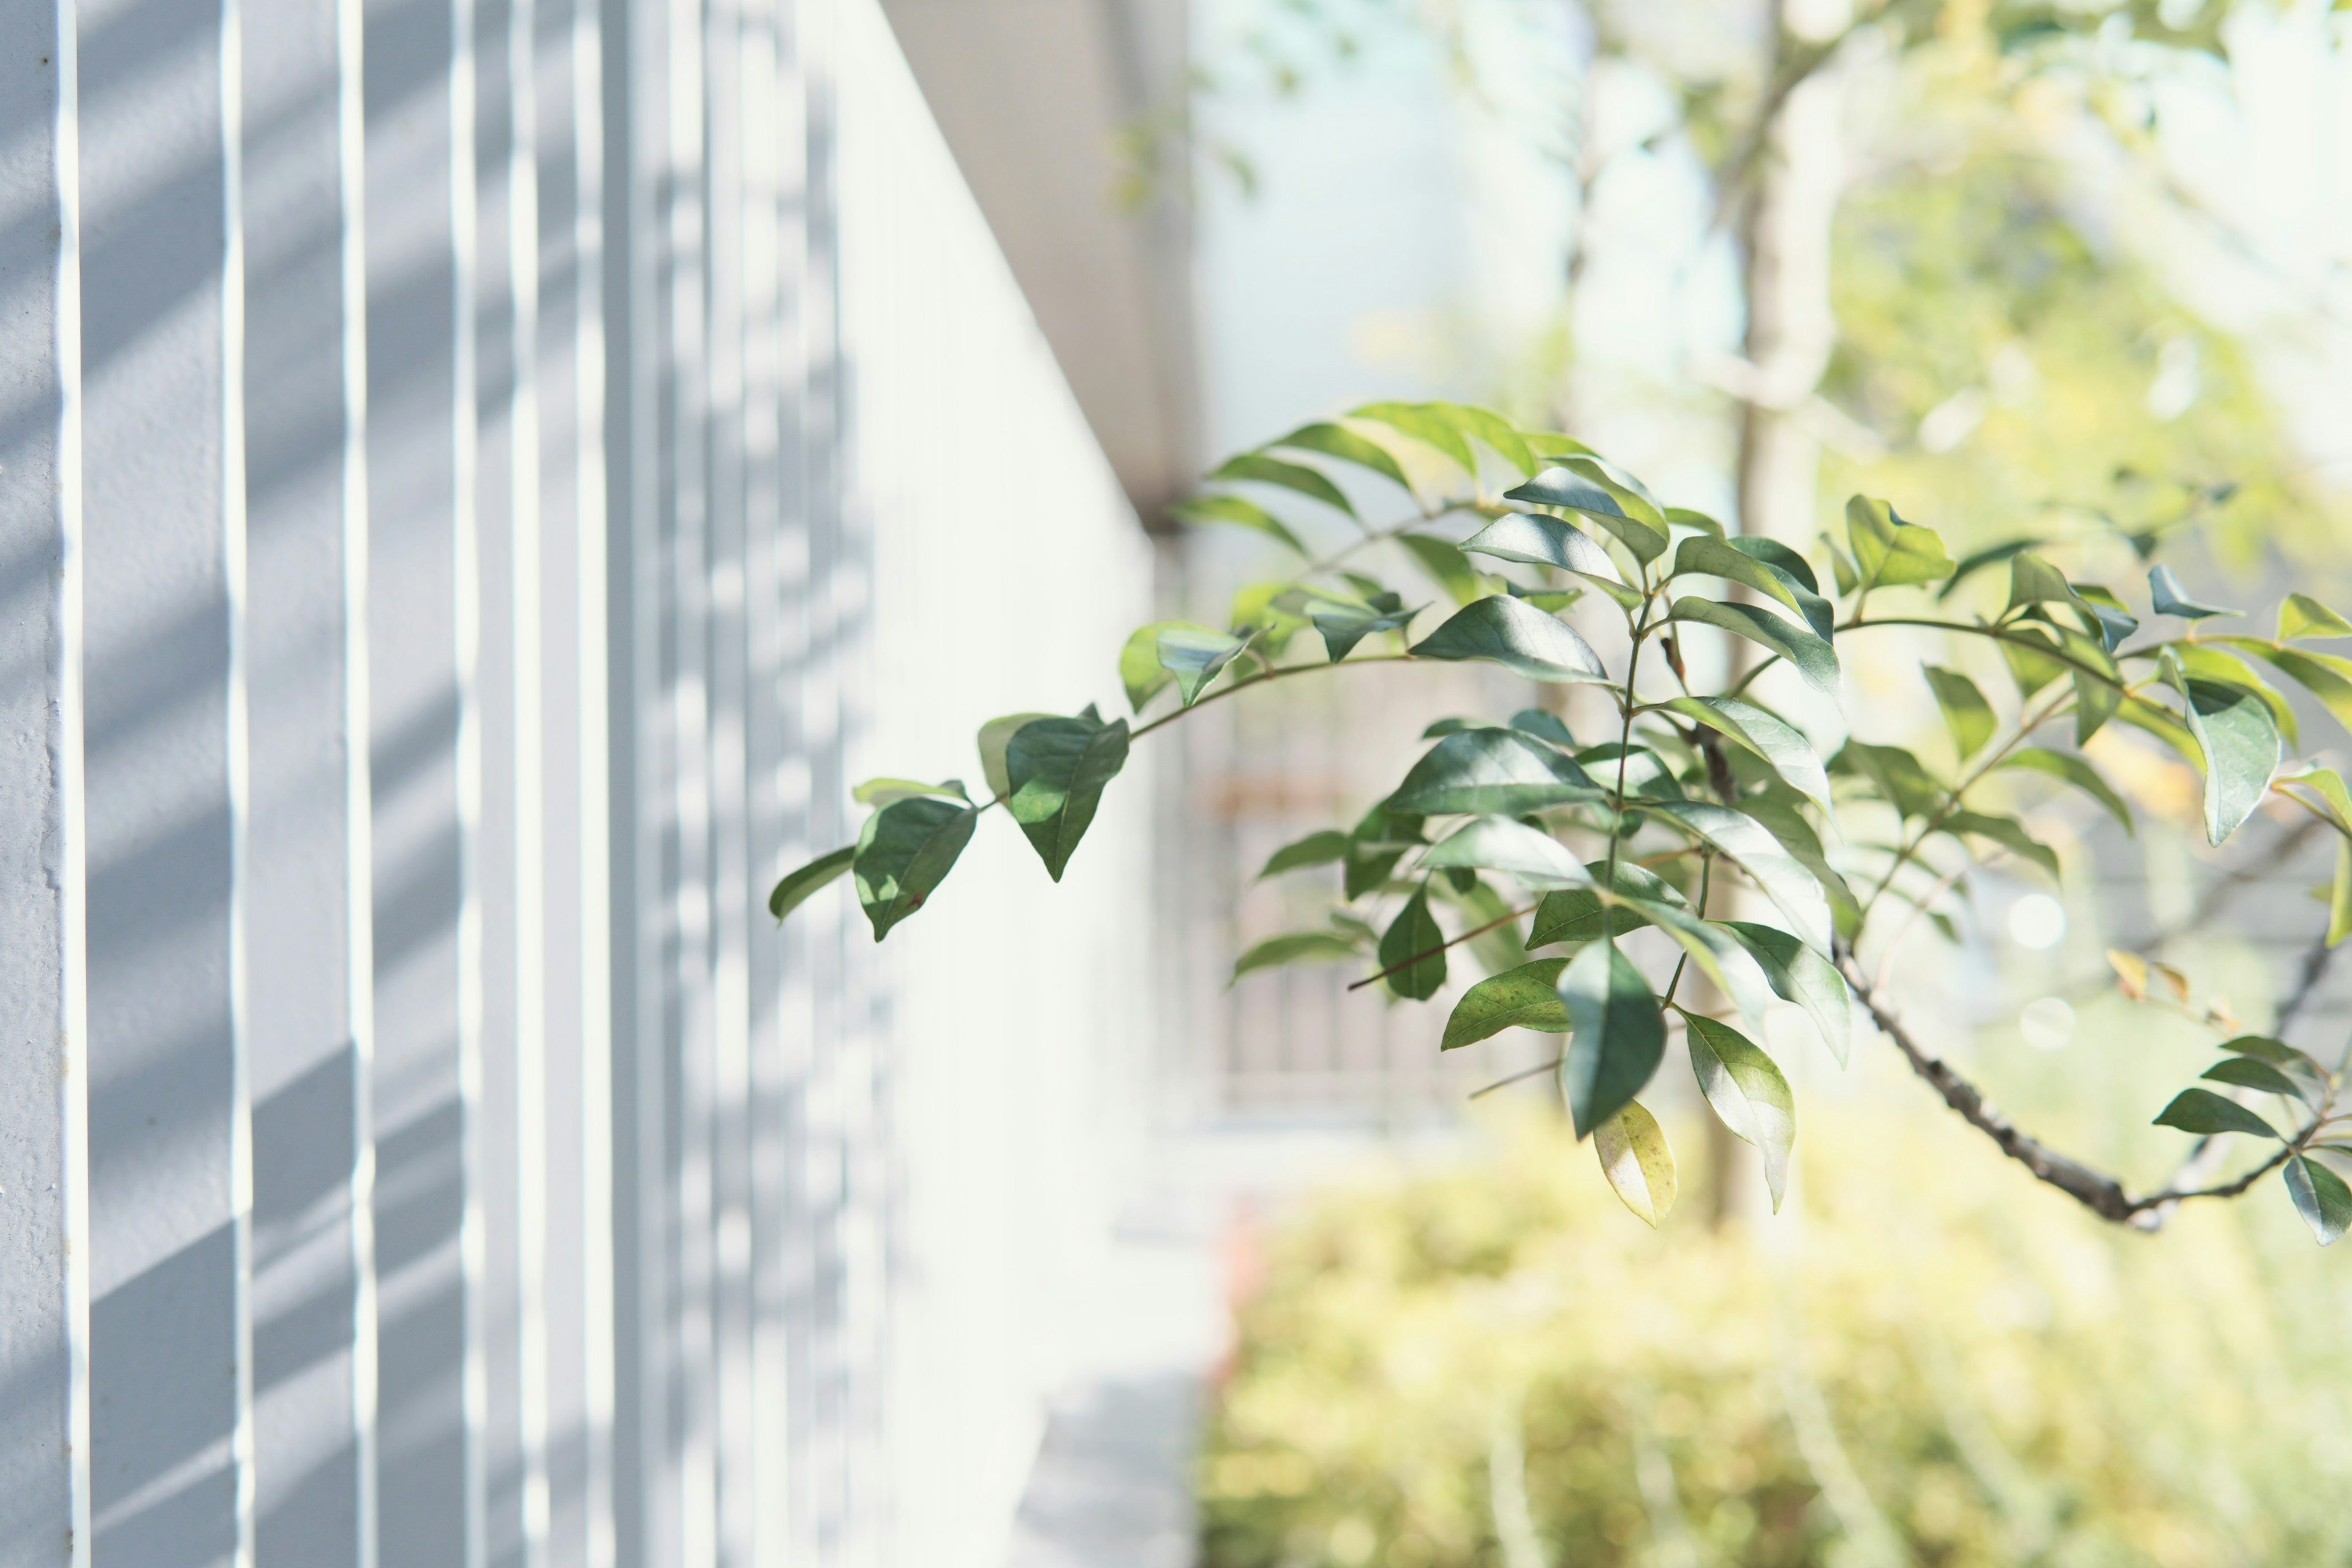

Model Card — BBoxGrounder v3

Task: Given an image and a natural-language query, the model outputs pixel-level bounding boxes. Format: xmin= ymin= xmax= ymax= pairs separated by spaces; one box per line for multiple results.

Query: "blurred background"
xmin=883 ymin=2 xmax=2352 ymax=1564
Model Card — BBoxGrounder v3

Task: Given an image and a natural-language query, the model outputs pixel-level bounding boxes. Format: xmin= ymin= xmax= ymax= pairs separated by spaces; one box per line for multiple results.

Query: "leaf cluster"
xmin=774 ymin=401 xmax=2352 ymax=1243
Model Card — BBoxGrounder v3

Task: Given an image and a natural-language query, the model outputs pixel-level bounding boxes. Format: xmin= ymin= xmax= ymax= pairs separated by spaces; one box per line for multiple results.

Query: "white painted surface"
xmin=0 ymin=1 xmax=1160 ymax=1563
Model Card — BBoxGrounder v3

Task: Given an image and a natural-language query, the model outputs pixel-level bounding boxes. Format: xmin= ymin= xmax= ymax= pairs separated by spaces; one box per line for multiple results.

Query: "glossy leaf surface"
xmin=1390 ymin=729 xmax=1607 ymax=816
xmin=1558 ymin=941 xmax=1665 ymax=1138
xmin=769 ymin=845 xmax=854 ymax=921
xmin=1005 ymin=715 xmax=1131 ymax=881
xmin=1442 ymin=958 xmax=1571 ymax=1049
xmin=1668 ymin=597 xmax=1840 ymax=694
xmin=1411 ymin=595 xmax=1607 ymax=683
xmin=2152 ymin=1087 xmax=2280 ymax=1140
xmin=1684 ymin=1014 xmax=1795 ymax=1208
xmin=1379 ymin=891 xmax=1448 ymax=1001
xmin=1592 ymin=1101 xmax=1677 ymax=1227
xmin=853 ymin=796 xmax=979 ymax=940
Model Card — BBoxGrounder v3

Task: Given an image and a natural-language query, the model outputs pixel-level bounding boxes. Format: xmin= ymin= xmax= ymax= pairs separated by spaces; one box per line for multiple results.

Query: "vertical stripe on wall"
xmin=0 ymin=5 xmax=1162 ymax=1566
xmin=0 ymin=0 xmax=86 ymax=1558
xmin=79 ymin=0 xmax=241 ymax=1551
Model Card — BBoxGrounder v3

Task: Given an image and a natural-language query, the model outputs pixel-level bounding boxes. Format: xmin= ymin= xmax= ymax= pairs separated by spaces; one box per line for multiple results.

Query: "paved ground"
xmin=1001 ymin=1123 xmax=1476 ymax=1568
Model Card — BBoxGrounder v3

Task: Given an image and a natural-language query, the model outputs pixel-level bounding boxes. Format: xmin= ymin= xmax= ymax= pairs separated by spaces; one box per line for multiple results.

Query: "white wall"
xmin=0 ymin=0 xmax=1155 ymax=1564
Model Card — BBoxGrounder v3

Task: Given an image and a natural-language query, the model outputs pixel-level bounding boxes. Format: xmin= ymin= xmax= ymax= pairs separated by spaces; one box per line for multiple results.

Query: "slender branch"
xmin=1837 ymin=949 xmax=2326 ymax=1229
xmin=1346 ymin=901 xmax=1540 ymax=993
xmin=1856 ymin=683 xmax=2078 ymax=924
xmin=1128 ymin=653 xmax=1415 ymax=742
xmin=1469 ymin=1057 xmax=1562 ymax=1100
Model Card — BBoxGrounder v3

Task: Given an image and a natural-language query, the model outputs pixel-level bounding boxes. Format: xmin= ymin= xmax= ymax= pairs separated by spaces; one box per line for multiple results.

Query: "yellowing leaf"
xmin=1593 ymin=1101 xmax=1677 ymax=1227
xmin=2108 ymin=948 xmax=2149 ymax=1001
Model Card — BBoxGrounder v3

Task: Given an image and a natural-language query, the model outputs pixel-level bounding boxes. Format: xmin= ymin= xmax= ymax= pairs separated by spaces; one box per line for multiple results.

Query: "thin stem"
xmin=1346 ymin=900 xmax=1542 ymax=993
xmin=1128 ymin=653 xmax=1415 ymax=742
xmin=1856 ymin=683 xmax=2078 ymax=925
xmin=1469 ymin=1057 xmax=1563 ymax=1100
xmin=1838 ymin=948 xmax=2337 ymax=1229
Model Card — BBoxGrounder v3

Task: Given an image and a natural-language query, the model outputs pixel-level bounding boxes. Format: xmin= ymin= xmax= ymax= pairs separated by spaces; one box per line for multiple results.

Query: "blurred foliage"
xmin=1817 ymin=45 xmax=2340 ymax=571
xmin=1200 ymin=1106 xmax=2352 ymax=1568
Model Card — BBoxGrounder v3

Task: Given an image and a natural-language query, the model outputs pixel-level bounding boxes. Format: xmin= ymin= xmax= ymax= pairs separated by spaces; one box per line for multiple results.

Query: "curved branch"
xmin=1834 ymin=949 xmax=2314 ymax=1231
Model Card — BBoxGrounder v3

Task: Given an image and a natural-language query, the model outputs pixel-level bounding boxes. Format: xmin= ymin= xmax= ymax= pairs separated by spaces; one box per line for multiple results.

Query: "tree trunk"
xmin=1708 ymin=4 xmax=1852 ymax=1227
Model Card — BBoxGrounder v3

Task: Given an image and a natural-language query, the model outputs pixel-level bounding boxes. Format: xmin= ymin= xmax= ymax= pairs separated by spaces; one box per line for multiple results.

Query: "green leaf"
xmin=977 ymin=712 xmax=1058 ymax=801
xmin=1845 ymin=495 xmax=1956 ymax=589
xmin=769 ymin=845 xmax=854 ymax=921
xmin=1593 ymin=1100 xmax=1677 ymax=1226
xmin=851 ymin=776 xmax=970 ymax=808
xmin=852 ymin=796 xmax=981 ymax=940
xmin=1509 ymin=708 xmax=1577 ymax=748
xmin=2285 ymin=1155 xmax=2352 ymax=1246
xmin=1350 ymin=400 xmax=1478 ymax=473
xmin=1431 ymin=402 xmax=1539 ymax=476
xmin=1396 ymin=532 xmax=1486 ymax=606
xmin=1727 ymin=535 xmax=1822 ymax=592
xmin=1559 ymin=941 xmax=1665 ymax=1139
xmin=2217 ymin=1034 xmax=2324 ymax=1073
xmin=2173 ymin=644 xmax=2299 ymax=750
xmin=1379 ymin=891 xmax=1448 ymax=1001
xmin=1120 ymin=620 xmax=1199 ymax=712
xmin=2070 ymin=583 xmax=2139 ymax=652
xmin=2279 ymin=592 xmax=2352 ymax=642
xmin=2004 ymin=551 xmax=2075 ymax=615
xmin=1668 ymin=598 xmax=1839 ymax=695
xmin=1940 ymin=537 xmax=2041 ymax=599
xmin=1411 ymin=595 xmax=1608 ymax=684
xmin=1923 ymin=666 xmax=1996 ymax=761
xmin=2152 ymin=1087 xmax=2280 ymax=1140
xmin=1999 ymin=748 xmax=2134 ymax=835
xmin=1257 ymin=829 xmax=1351 ymax=880
xmin=1004 ymin=714 xmax=1131 ymax=881
xmin=1391 ymin=729 xmax=1607 ymax=816
xmin=2161 ymin=649 xmax=2280 ymax=846
xmin=2274 ymin=763 xmax=2352 ymax=834
xmin=1344 ymin=799 xmax=1425 ymax=899
xmin=1159 ymin=626 xmax=1249 ymax=704
xmin=2147 ymin=564 xmax=2236 ymax=621
xmin=1169 ymin=494 xmax=1308 ymax=555
xmin=1529 ymin=860 xmax=1687 ymax=948
xmin=1649 ymin=801 xmax=1834 ymax=953
xmin=1311 ymin=602 xmax=1419 ymax=662
xmin=1838 ymin=741 xmax=1946 ymax=820
xmin=1441 ymin=958 xmax=1571 ymax=1048
xmin=1209 ymin=451 xmax=1356 ymax=516
xmin=1460 ymin=513 xmax=1637 ymax=608
xmin=1736 ymin=794 xmax=1861 ymax=938
xmin=1820 ymin=533 xmax=1860 ymax=595
xmin=1721 ymin=921 xmax=1852 ymax=1066
xmin=2200 ymin=1056 xmax=2308 ymax=1101
xmin=1438 ymin=875 xmax=1531 ymax=976
xmin=1665 ymin=506 xmax=1726 ymax=538
xmin=2334 ymin=835 xmax=2352 ymax=948
xmin=1683 ymin=1014 xmax=1795 ymax=1210
xmin=1942 ymin=810 xmax=2060 ymax=881
xmin=1506 ymin=463 xmax=1670 ymax=563
xmin=1419 ymin=817 xmax=1594 ymax=889
xmin=1672 ymin=537 xmax=1834 ymax=640
xmin=1231 ymin=930 xmax=1365 ymax=983
xmin=2226 ymin=643 xmax=2352 ymax=737
xmin=2066 ymin=627 xmax=2127 ymax=745
xmin=1623 ymin=900 xmax=1776 ymax=1023
xmin=1268 ymin=420 xmax=1414 ymax=493
xmin=1999 ymin=625 xmax=2070 ymax=698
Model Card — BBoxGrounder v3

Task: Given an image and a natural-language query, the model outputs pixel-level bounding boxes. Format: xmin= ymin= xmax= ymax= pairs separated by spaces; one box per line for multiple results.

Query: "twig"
xmin=1346 ymin=902 xmax=1539 ymax=993
xmin=1469 ymin=1057 xmax=1563 ymax=1100
xmin=1836 ymin=949 xmax=2316 ymax=1230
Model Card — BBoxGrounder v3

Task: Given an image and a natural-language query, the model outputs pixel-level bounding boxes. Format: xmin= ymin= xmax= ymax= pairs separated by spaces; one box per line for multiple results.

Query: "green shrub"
xmin=1201 ymin=1102 xmax=2352 ymax=1568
